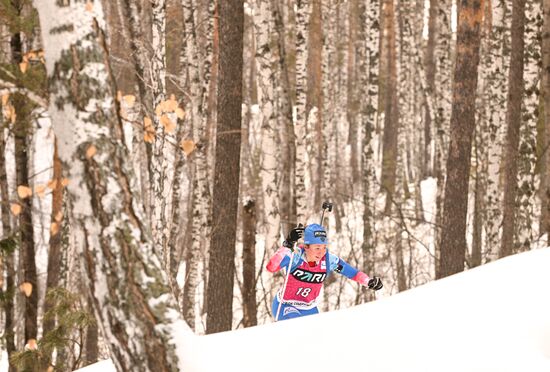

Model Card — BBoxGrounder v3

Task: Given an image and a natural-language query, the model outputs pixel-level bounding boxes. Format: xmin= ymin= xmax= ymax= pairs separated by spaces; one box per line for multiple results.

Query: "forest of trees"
xmin=0 ymin=0 xmax=547 ymax=370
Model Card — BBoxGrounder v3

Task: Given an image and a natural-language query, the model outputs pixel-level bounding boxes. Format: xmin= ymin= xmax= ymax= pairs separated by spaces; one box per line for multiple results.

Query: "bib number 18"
xmin=296 ymin=287 xmax=311 ymax=297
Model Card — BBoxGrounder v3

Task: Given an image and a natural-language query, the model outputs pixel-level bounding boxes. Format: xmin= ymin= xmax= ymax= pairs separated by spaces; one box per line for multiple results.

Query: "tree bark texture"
xmin=294 ymin=0 xmax=310 ymax=222
xmin=42 ymin=139 xmax=64 ymax=345
xmin=241 ymin=198 xmax=257 ymax=327
xmin=0 ymin=99 xmax=16 ymax=371
xmin=381 ymin=0 xmax=399 ymax=214
xmin=541 ymin=0 xmax=550 ymax=236
xmin=438 ymin=0 xmax=483 ymax=278
xmin=500 ymin=0 xmax=526 ymax=258
xmin=181 ymin=0 xmax=213 ymax=331
xmin=515 ymin=0 xmax=541 ymax=250
xmin=254 ymin=0 xmax=281 ymax=253
xmin=13 ymin=91 xmax=38 ymax=345
xmin=206 ymin=0 xmax=244 ymax=334
xmin=35 ymin=2 xmax=186 ymax=370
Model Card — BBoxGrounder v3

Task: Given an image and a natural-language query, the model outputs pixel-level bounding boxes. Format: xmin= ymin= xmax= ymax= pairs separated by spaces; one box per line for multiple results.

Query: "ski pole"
xmin=320 ymin=201 xmax=333 ymax=226
xmin=275 ymin=241 xmax=296 ymax=321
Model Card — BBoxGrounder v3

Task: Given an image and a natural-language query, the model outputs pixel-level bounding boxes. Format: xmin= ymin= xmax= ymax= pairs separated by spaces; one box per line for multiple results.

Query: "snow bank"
xmin=76 ymin=248 xmax=550 ymax=372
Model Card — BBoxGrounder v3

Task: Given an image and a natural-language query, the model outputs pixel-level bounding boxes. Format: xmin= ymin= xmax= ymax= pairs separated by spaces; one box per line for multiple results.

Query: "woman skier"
xmin=267 ymin=223 xmax=383 ymax=321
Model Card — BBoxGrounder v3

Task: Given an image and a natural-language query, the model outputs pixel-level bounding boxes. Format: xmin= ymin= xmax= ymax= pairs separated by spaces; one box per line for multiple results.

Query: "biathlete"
xmin=267 ymin=223 xmax=383 ymax=321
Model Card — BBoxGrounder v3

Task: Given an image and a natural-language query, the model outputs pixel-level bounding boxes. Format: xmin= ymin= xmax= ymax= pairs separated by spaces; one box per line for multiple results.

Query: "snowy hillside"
xmin=77 ymin=248 xmax=550 ymax=372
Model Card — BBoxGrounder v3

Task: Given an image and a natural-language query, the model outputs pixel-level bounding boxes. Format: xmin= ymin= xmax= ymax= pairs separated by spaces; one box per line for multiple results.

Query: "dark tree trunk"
xmin=0 ymin=100 xmax=16 ymax=372
xmin=43 ymin=140 xmax=64 ymax=338
xmin=500 ymin=0 xmax=526 ymax=258
xmin=206 ymin=0 xmax=244 ymax=334
xmin=438 ymin=0 xmax=483 ymax=279
xmin=85 ymin=294 xmax=99 ymax=365
xmin=241 ymin=198 xmax=257 ymax=327
xmin=13 ymin=91 xmax=38 ymax=345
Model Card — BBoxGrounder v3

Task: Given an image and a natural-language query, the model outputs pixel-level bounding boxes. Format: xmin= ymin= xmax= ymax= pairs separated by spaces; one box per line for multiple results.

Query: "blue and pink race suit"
xmin=266 ymin=245 xmax=371 ymax=321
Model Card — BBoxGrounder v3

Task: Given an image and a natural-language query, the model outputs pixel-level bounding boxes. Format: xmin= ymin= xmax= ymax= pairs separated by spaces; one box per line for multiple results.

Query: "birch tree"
xmin=254 ymin=0 xmax=281 ymax=254
xmin=180 ymin=0 xmax=213 ymax=331
xmin=438 ymin=0 xmax=483 ymax=278
xmin=150 ymin=0 xmax=180 ymax=275
xmin=34 ymin=2 xmax=186 ymax=370
xmin=541 ymin=0 xmax=550 ymax=236
xmin=432 ymin=0 xmax=453 ymax=276
xmin=295 ymin=0 xmax=310 ymax=222
xmin=272 ymin=0 xmax=296 ymax=227
xmin=478 ymin=0 xmax=511 ymax=261
xmin=516 ymin=0 xmax=541 ymax=250
xmin=380 ymin=0 xmax=399 ymax=213
xmin=361 ymin=0 xmax=381 ymax=301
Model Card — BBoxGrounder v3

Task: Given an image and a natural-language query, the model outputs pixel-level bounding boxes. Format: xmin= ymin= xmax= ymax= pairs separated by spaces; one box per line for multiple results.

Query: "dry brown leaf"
xmin=144 ymin=116 xmax=153 ymax=128
xmin=123 ymin=95 xmax=136 ymax=108
xmin=25 ymin=339 xmax=38 ymax=350
xmin=175 ymin=107 xmax=185 ymax=120
xmin=85 ymin=1 xmax=94 ymax=12
xmin=50 ymin=222 xmax=59 ymax=236
xmin=119 ymin=108 xmax=128 ymax=120
xmin=34 ymin=184 xmax=47 ymax=199
xmin=155 ymin=102 xmax=163 ymax=117
xmin=117 ymin=90 xmax=123 ymax=102
xmin=144 ymin=131 xmax=155 ymax=143
xmin=61 ymin=178 xmax=70 ymax=187
xmin=20 ymin=282 xmax=33 ymax=297
xmin=17 ymin=185 xmax=32 ymax=199
xmin=10 ymin=203 xmax=21 ymax=216
xmin=9 ymin=106 xmax=16 ymax=124
xmin=19 ymin=61 xmax=28 ymax=73
xmin=160 ymin=114 xmax=175 ymax=133
xmin=165 ymin=97 xmax=178 ymax=112
xmin=1 ymin=93 xmax=9 ymax=106
xmin=144 ymin=116 xmax=155 ymax=143
xmin=180 ymin=139 xmax=195 ymax=156
xmin=54 ymin=211 xmax=63 ymax=222
xmin=47 ymin=179 xmax=58 ymax=190
xmin=86 ymin=144 xmax=97 ymax=159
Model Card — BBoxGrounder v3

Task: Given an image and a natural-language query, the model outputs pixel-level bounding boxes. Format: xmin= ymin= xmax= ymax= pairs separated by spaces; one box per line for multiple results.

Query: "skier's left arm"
xmin=329 ymin=254 xmax=383 ymax=290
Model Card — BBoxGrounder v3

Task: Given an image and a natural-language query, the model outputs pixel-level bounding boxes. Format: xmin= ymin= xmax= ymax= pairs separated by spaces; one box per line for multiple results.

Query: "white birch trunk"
xmin=254 ymin=0 xmax=281 ymax=252
xmin=516 ymin=0 xmax=542 ymax=249
xmin=150 ymin=0 xmax=178 ymax=274
xmin=480 ymin=0 xmax=511 ymax=261
xmin=360 ymin=0 xmax=381 ymax=278
xmin=321 ymin=0 xmax=336 ymax=202
xmin=295 ymin=0 xmax=310 ymax=222
xmin=433 ymin=0 xmax=452 ymax=274
xmin=35 ymin=2 xmax=188 ymax=370
xmin=180 ymin=0 xmax=212 ymax=331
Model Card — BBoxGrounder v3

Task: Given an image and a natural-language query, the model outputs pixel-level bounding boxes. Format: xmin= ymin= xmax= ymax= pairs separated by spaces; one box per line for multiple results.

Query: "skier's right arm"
xmin=267 ymin=226 xmax=304 ymax=272
xmin=266 ymin=247 xmax=291 ymax=272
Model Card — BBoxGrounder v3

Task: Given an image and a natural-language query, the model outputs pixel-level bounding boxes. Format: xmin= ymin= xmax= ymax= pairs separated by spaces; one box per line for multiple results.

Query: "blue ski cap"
xmin=304 ymin=223 xmax=328 ymax=245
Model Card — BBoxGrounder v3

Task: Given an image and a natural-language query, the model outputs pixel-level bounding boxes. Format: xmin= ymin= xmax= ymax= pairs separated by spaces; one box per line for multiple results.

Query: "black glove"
xmin=283 ymin=225 xmax=304 ymax=248
xmin=368 ymin=277 xmax=383 ymax=291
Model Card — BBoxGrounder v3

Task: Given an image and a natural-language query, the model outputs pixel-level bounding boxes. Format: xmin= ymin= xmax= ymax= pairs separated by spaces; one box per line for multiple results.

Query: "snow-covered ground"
xmin=75 ymin=247 xmax=550 ymax=372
